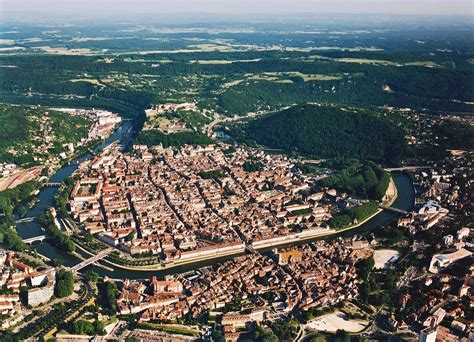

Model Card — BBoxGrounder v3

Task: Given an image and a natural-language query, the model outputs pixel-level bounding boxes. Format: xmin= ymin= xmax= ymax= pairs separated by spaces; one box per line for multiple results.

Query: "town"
xmin=69 ymin=144 xmax=346 ymax=265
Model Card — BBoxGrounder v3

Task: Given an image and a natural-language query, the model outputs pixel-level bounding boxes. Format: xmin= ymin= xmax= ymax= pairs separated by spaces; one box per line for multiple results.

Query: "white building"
xmin=27 ymin=282 xmax=55 ymax=307
xmin=419 ymin=328 xmax=437 ymax=342
xmin=429 ymin=248 xmax=473 ymax=273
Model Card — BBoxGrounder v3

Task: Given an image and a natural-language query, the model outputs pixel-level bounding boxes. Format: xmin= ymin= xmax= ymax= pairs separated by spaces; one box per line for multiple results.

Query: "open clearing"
xmin=32 ymin=46 xmax=106 ymax=55
xmin=0 ymin=39 xmax=15 ymax=45
xmin=335 ymin=58 xmax=401 ymax=66
xmin=246 ymin=72 xmax=342 ymax=84
xmin=307 ymin=55 xmax=441 ymax=68
xmin=70 ymin=79 xmax=104 ymax=86
xmin=403 ymin=61 xmax=441 ymax=68
xmin=191 ymin=58 xmax=261 ymax=64
xmin=273 ymin=71 xmax=342 ymax=81
xmin=374 ymin=249 xmax=400 ymax=269
xmin=306 ymin=311 xmax=369 ymax=333
xmin=0 ymin=47 xmax=26 ymax=52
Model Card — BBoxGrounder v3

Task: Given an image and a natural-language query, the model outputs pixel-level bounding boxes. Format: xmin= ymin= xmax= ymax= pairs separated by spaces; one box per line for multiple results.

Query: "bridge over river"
xmin=379 ymin=205 xmax=408 ymax=215
xmin=23 ymin=235 xmax=47 ymax=244
xmin=69 ymin=248 xmax=114 ymax=273
xmin=384 ymin=166 xmax=430 ymax=172
xmin=16 ymin=217 xmax=37 ymax=223
xmin=44 ymin=182 xmax=62 ymax=187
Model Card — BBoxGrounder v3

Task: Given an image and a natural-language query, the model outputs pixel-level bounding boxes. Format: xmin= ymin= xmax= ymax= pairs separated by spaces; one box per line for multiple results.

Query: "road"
xmin=40 ymin=279 xmax=95 ymax=340
xmin=384 ymin=166 xmax=430 ymax=172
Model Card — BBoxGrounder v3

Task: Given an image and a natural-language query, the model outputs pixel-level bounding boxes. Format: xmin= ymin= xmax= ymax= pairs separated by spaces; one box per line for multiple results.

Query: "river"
xmin=15 ymin=123 xmax=133 ymax=261
xmin=15 ymin=125 xmax=415 ymax=280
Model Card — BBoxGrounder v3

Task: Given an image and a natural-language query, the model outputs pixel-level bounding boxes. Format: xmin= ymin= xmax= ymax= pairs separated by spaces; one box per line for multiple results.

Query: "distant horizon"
xmin=1 ymin=0 xmax=473 ymax=18
xmin=1 ymin=12 xmax=473 ymax=28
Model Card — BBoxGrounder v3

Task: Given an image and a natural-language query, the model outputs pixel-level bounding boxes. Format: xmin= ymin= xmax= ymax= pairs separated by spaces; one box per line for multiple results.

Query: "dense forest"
xmin=0 ymin=48 xmax=472 ymax=122
xmin=241 ymin=104 xmax=406 ymax=163
xmin=433 ymin=120 xmax=474 ymax=150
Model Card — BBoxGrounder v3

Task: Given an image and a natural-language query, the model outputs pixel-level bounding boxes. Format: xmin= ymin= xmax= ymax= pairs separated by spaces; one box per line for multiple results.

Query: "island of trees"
xmin=319 ymin=159 xmax=390 ymax=201
xmin=39 ymin=208 xmax=76 ymax=253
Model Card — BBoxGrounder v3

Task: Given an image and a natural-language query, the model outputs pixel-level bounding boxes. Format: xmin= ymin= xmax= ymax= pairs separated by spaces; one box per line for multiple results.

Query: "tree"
xmin=243 ymin=160 xmax=264 ymax=172
xmin=199 ymin=169 xmax=225 ymax=180
xmin=94 ymin=320 xmax=105 ymax=335
xmin=356 ymin=256 xmax=375 ymax=281
xmin=311 ymin=336 xmax=329 ymax=342
xmin=125 ymin=232 xmax=134 ymax=242
xmin=332 ymin=329 xmax=350 ymax=342
xmin=254 ymin=326 xmax=278 ymax=342
xmin=125 ymin=338 xmax=140 ymax=342
xmin=98 ymin=281 xmax=118 ymax=314
xmin=55 ymin=269 xmax=74 ymax=298
xmin=84 ymin=233 xmax=93 ymax=243
xmin=17 ymin=205 xmax=27 ymax=218
xmin=71 ymin=320 xmax=95 ymax=335
xmin=85 ymin=271 xmax=99 ymax=284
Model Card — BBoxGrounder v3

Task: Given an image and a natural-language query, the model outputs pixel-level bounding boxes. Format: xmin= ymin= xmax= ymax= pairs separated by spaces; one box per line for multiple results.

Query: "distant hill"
xmin=244 ymin=104 xmax=406 ymax=162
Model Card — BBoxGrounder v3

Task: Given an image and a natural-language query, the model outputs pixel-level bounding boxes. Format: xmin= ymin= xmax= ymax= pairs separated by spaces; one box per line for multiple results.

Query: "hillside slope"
xmin=245 ymin=104 xmax=406 ymax=162
xmin=0 ymin=104 xmax=91 ymax=166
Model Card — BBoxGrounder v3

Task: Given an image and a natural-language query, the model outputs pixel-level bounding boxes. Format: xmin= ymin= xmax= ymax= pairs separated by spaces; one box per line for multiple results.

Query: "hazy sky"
xmin=2 ymin=0 xmax=473 ymax=16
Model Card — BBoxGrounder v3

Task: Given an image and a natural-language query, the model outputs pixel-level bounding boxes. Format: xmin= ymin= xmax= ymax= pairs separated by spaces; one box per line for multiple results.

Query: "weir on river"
xmin=15 ymin=122 xmax=416 ymax=280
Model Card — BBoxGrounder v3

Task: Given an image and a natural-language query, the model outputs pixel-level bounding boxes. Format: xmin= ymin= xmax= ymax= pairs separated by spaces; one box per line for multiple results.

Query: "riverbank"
xmin=101 ymin=246 xmax=247 ymax=272
xmin=384 ymin=175 xmax=398 ymax=207
xmin=97 ymin=229 xmax=337 ymax=272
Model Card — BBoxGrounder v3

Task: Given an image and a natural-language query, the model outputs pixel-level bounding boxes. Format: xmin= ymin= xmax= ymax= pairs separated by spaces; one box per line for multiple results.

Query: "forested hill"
xmin=0 ymin=104 xmax=91 ymax=166
xmin=244 ymin=104 xmax=406 ymax=163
